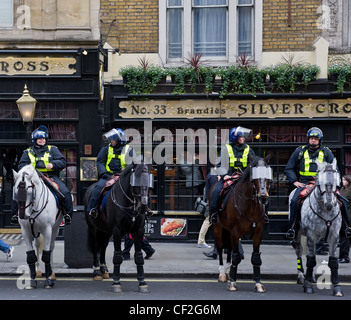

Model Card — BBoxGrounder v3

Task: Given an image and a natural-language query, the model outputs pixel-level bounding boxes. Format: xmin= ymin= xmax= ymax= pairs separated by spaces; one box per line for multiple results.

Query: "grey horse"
xmin=290 ymin=158 xmax=343 ymax=297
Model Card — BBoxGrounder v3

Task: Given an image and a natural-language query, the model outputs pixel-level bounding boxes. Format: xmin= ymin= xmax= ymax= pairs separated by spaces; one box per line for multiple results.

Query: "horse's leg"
xmin=328 ymin=235 xmax=343 ymax=297
xmin=252 ymin=227 xmax=265 ymax=293
xmin=34 ymin=235 xmax=43 ymax=278
xmin=133 ymin=231 xmax=149 ymax=293
xmin=303 ymin=235 xmax=316 ymax=294
xmin=215 ymin=225 xmax=226 ymax=282
xmin=99 ymin=231 xmax=110 ymax=279
xmin=295 ymin=233 xmax=305 ymax=284
xmin=20 ymin=224 xmax=37 ymax=289
xmin=111 ymin=227 xmax=123 ymax=293
xmin=227 ymin=236 xmax=241 ymax=292
xmin=42 ymin=228 xmax=54 ymax=288
xmin=89 ymin=227 xmax=103 ymax=280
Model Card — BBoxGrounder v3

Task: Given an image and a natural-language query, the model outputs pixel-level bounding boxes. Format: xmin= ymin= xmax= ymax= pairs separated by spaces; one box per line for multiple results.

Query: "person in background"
xmin=339 ymin=175 xmax=351 ymax=263
xmin=122 ymin=233 xmax=156 ymax=260
xmin=0 ymin=239 xmax=14 ymax=261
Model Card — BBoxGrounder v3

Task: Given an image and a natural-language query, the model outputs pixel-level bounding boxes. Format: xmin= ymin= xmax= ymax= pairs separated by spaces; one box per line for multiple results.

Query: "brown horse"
xmin=210 ymin=155 xmax=272 ymax=292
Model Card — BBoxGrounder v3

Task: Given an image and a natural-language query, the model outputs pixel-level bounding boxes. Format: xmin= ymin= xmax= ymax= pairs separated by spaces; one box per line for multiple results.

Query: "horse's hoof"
xmin=333 ymin=286 xmax=344 ymax=297
xmin=44 ymin=278 xmax=55 ymax=289
xmin=36 ymin=271 xmax=42 ymax=278
xmin=218 ymin=274 xmax=227 ymax=283
xmin=303 ymin=283 xmax=314 ymax=294
xmin=25 ymin=280 xmax=37 ymax=290
xmin=254 ymin=283 xmax=265 ymax=293
xmin=93 ymin=275 xmax=103 ymax=281
xmin=297 ymin=277 xmax=304 ymax=285
xmin=51 ymin=273 xmax=56 ymax=281
xmin=102 ymin=271 xmax=109 ymax=279
xmin=227 ymin=281 xmax=238 ymax=291
xmin=139 ymin=284 xmax=150 ymax=293
xmin=111 ymin=282 xmax=122 ymax=293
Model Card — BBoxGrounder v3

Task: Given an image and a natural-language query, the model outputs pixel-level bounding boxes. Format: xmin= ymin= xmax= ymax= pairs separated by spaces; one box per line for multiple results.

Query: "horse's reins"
xmin=232 ymin=178 xmax=265 ymax=228
xmin=308 ymin=186 xmax=340 ymax=240
xmin=18 ymin=172 xmax=53 ymax=238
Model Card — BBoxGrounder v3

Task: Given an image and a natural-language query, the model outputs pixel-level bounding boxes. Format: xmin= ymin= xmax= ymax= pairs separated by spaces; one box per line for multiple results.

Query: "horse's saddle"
xmin=219 ymin=173 xmax=241 ymax=210
xmin=99 ymin=174 xmax=121 ymax=211
xmin=36 ymin=170 xmax=64 ymax=208
xmin=299 ymin=181 xmax=315 ymax=200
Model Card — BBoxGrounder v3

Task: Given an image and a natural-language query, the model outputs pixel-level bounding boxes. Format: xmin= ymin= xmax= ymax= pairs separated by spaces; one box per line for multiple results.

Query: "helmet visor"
xmin=103 ymin=129 xmax=125 ymax=143
xmin=233 ymin=126 xmax=252 ymax=140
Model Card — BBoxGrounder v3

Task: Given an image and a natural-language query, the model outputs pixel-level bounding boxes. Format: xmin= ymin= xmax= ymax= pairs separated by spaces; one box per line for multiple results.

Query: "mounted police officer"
xmin=87 ymin=128 xmax=153 ymax=218
xmin=284 ymin=127 xmax=351 ymax=239
xmin=11 ymin=125 xmax=73 ymax=225
xmin=209 ymin=126 xmax=256 ymax=223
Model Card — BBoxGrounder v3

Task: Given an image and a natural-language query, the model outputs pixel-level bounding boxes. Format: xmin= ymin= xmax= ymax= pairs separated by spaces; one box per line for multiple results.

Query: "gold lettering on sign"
xmin=119 ymin=99 xmax=351 ymax=119
xmin=0 ymin=57 xmax=77 ymax=75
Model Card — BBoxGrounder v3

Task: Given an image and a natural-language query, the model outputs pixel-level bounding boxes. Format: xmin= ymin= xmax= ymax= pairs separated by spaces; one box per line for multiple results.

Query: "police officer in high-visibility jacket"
xmin=11 ymin=125 xmax=73 ymax=225
xmin=284 ymin=127 xmax=351 ymax=239
xmin=209 ymin=127 xmax=255 ymax=223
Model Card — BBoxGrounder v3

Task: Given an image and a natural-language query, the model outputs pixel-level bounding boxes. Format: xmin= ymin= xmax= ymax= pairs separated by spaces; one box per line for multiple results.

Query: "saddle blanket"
xmin=100 ymin=174 xmax=121 ymax=211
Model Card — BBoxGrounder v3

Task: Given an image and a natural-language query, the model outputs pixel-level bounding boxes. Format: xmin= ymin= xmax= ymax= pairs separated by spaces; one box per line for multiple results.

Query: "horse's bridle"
xmin=110 ymin=165 xmax=152 ymax=221
xmin=16 ymin=171 xmax=50 ymax=237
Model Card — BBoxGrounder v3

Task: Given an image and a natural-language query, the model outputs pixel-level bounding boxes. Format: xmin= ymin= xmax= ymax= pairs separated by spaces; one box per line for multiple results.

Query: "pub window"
xmin=345 ymin=126 xmax=351 ymax=143
xmin=59 ymin=148 xmax=77 ymax=205
xmin=160 ymin=0 xmax=262 ymax=64
xmin=0 ymin=0 xmax=13 ymax=28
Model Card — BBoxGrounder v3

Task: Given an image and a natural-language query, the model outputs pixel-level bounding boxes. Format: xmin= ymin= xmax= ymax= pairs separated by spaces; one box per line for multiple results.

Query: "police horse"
xmin=85 ymin=162 xmax=153 ymax=293
xmin=13 ymin=164 xmax=63 ymax=289
xmin=290 ymin=159 xmax=344 ymax=296
xmin=210 ymin=155 xmax=272 ymax=292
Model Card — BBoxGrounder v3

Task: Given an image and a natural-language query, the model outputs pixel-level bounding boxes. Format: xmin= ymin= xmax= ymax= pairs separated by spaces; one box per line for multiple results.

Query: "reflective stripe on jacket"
xmin=106 ymin=144 xmax=130 ymax=173
xmin=225 ymin=144 xmax=250 ymax=169
xmin=299 ymin=147 xmax=324 ymax=176
xmin=27 ymin=145 xmax=53 ymax=172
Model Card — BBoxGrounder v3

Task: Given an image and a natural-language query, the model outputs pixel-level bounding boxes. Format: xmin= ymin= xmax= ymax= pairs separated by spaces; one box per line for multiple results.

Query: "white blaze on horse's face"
xmin=250 ymin=161 xmax=272 ymax=205
xmin=316 ymin=159 xmax=339 ymax=210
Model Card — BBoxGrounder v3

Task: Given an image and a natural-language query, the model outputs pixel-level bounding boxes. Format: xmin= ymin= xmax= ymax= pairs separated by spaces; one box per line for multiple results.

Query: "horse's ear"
xmin=12 ymin=169 xmax=19 ymax=181
xmin=316 ymin=159 xmax=323 ymax=169
xmin=264 ymin=153 xmax=271 ymax=164
xmin=332 ymin=158 xmax=337 ymax=170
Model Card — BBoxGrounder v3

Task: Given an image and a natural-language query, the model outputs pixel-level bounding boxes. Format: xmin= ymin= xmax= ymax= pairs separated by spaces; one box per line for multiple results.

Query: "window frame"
xmin=159 ymin=0 xmax=262 ymax=66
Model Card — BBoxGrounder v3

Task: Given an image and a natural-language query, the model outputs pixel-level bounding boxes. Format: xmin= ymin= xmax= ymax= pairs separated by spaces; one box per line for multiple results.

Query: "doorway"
xmin=0 ymin=147 xmax=24 ymax=228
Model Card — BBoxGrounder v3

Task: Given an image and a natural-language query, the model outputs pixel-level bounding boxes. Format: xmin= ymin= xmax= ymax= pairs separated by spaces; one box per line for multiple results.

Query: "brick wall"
xmin=100 ymin=0 xmax=159 ymax=53
xmin=263 ymin=0 xmax=322 ymax=52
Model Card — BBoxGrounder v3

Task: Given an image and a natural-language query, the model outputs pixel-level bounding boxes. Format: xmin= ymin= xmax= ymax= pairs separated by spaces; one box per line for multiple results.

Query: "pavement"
xmin=1 ymin=233 xmax=351 ymax=281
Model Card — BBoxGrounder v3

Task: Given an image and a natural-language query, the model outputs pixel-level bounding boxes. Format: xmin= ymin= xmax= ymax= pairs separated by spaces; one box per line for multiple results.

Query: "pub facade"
xmin=99 ymin=0 xmax=351 ymax=241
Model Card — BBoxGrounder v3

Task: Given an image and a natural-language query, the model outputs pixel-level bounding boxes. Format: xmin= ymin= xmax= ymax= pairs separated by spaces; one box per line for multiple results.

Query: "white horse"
xmin=290 ymin=159 xmax=343 ymax=297
xmin=13 ymin=164 xmax=62 ymax=289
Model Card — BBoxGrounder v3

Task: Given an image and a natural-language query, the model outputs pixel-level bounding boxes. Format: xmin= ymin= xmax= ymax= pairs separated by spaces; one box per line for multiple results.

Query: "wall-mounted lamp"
xmin=16 ymin=84 xmax=37 ymax=122
xmin=77 ymin=48 xmax=88 ymax=55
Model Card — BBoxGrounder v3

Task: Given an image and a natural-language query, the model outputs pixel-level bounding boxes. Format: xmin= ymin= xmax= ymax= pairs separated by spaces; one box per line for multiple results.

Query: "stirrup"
xmin=210 ymin=213 xmax=218 ymax=224
xmin=10 ymin=215 xmax=19 ymax=225
xmin=64 ymin=214 xmax=71 ymax=225
xmin=345 ymin=227 xmax=351 ymax=238
xmin=145 ymin=208 xmax=153 ymax=217
xmin=286 ymin=228 xmax=295 ymax=240
xmin=89 ymin=208 xmax=98 ymax=219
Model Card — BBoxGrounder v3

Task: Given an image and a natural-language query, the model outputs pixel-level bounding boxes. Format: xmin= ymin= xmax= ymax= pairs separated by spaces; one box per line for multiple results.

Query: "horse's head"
xmin=316 ymin=158 xmax=340 ymax=211
xmin=249 ymin=154 xmax=272 ymax=205
xmin=130 ymin=162 xmax=153 ymax=213
xmin=12 ymin=165 xmax=37 ymax=219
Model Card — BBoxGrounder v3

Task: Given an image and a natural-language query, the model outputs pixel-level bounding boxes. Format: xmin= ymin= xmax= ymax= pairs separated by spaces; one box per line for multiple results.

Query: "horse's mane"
xmin=120 ymin=162 xmax=146 ymax=180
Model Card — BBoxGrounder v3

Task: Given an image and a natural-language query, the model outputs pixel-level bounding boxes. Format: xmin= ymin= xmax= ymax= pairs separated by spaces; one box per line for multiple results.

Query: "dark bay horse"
xmin=210 ymin=155 xmax=272 ymax=292
xmin=85 ymin=162 xmax=153 ymax=293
